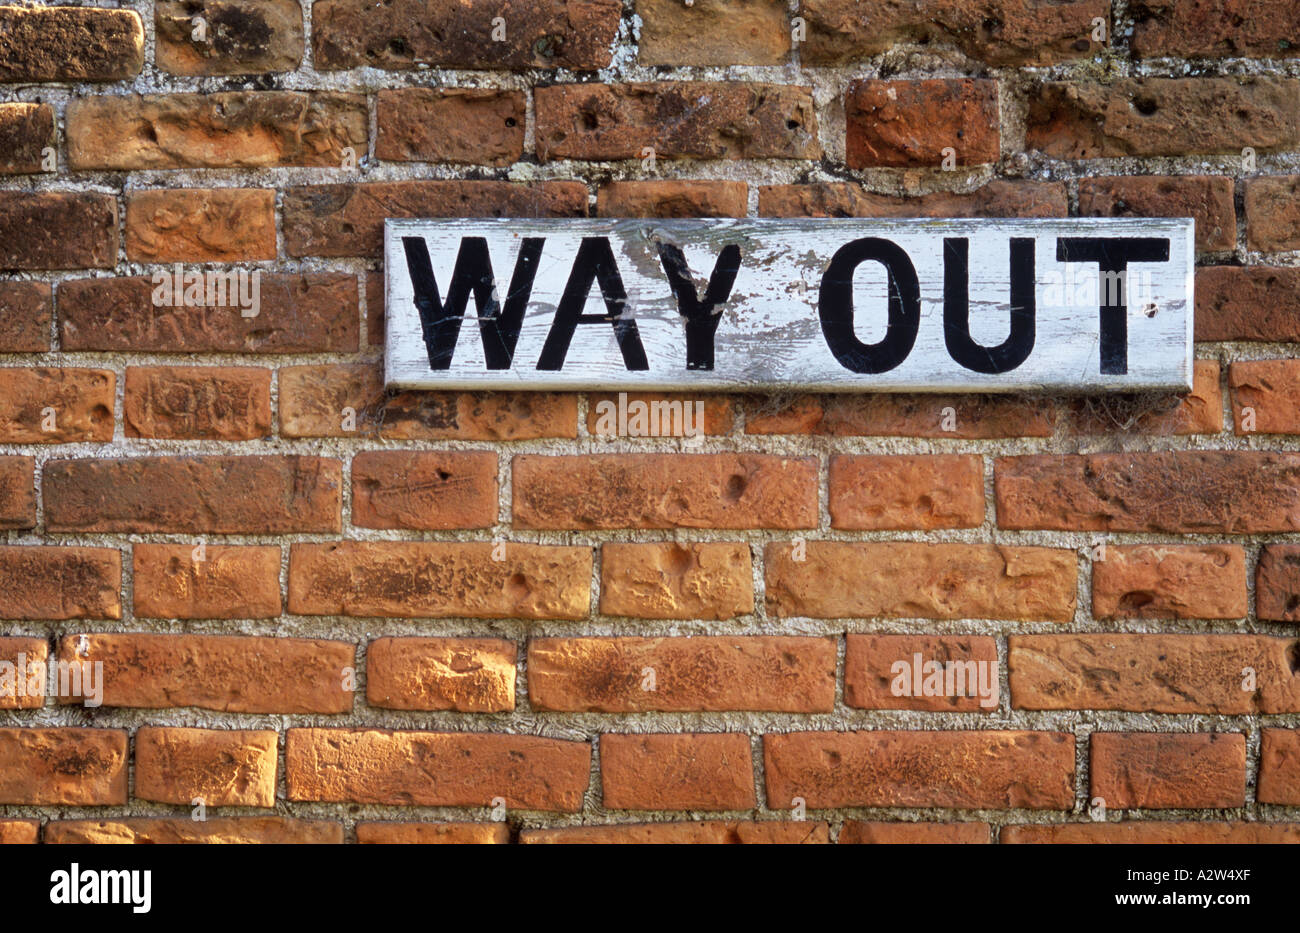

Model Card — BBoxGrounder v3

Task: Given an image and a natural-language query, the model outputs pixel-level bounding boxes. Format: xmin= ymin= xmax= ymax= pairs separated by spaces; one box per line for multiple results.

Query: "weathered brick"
xmin=0 ymin=637 xmax=47 ymax=710
xmin=312 ymin=0 xmax=621 ymax=70
xmin=765 ymin=731 xmax=1075 ymax=809
xmin=0 ymin=6 xmax=143 ymax=81
xmin=133 ymin=543 xmax=282 ymax=620
xmin=1259 ymin=729 xmax=1300 ymax=805
xmin=746 ymin=393 xmax=1056 ymax=437
xmin=59 ymin=633 xmax=354 ymax=714
xmin=765 ymin=541 xmax=1077 ymax=621
xmin=839 ymin=822 xmax=991 ymax=844
xmin=1091 ymin=732 xmax=1245 ymax=809
xmin=0 ymin=103 xmax=54 ymax=173
xmin=1077 ymin=175 xmax=1237 ymax=252
xmin=134 ymin=727 xmax=278 ymax=808
xmin=1132 ymin=0 xmax=1300 ymax=58
xmin=0 ymin=192 xmax=117 ymax=270
xmin=600 ymin=542 xmax=753 ymax=620
xmin=996 ymin=452 xmax=1300 ymax=532
xmin=829 ymin=454 xmax=984 ymax=530
xmin=596 ymin=181 xmax=749 ymax=218
xmin=0 ymin=457 xmax=35 ymax=530
xmin=1245 ymin=176 xmax=1300 ymax=252
xmin=588 ymin=393 xmax=735 ymax=435
xmin=528 ymin=636 xmax=836 ymax=712
xmin=1026 ymin=78 xmax=1300 ymax=158
xmin=758 ymin=180 xmax=1067 ymax=219
xmin=844 ymin=635 xmax=1000 ymax=712
xmin=799 ymin=0 xmax=1107 ymax=66
xmin=637 ymin=0 xmax=789 ymax=65
xmin=288 ymin=541 xmax=591 ymax=619
xmin=384 ymin=391 xmax=579 ymax=440
xmin=126 ymin=188 xmax=276 ymax=262
xmin=124 ymin=366 xmax=271 ymax=440
xmin=0 ymin=281 xmax=51 ymax=350
xmin=352 ymin=451 xmax=498 ymax=530
xmin=45 ymin=456 xmax=341 ymax=534
xmin=0 ymin=547 xmax=120 ymax=620
xmin=601 ymin=733 xmax=755 ymax=810
xmin=1004 ymin=822 xmax=1300 ymax=843
xmin=377 ymin=88 xmax=525 ymax=165
xmin=283 ymin=180 xmax=587 ymax=257
xmin=1063 ymin=359 xmax=1223 ymax=436
xmin=0 ymin=820 xmax=37 ymax=844
xmin=0 ymin=368 xmax=113 ymax=443
xmin=69 ymin=92 xmax=365 ymax=171
xmin=356 ymin=822 xmax=510 ymax=844
xmin=1196 ymin=266 xmax=1300 ymax=342
xmin=366 ymin=637 xmax=516 ymax=712
xmin=514 ymin=454 xmax=818 ymax=529
xmin=1092 ymin=545 xmax=1247 ymax=620
xmin=0 ymin=729 xmax=126 ymax=805
xmin=535 ymin=82 xmax=820 ymax=162
xmin=847 ymin=79 xmax=1000 ymax=168
xmin=156 ymin=0 xmax=304 ymax=75
xmin=1009 ymin=634 xmax=1300 ymax=713
xmin=521 ymin=821 xmax=828 ymax=843
xmin=60 ymin=274 xmax=359 ymax=353
xmin=286 ymin=728 xmax=591 ymax=811
xmin=279 ymin=363 xmax=384 ymax=437
xmin=1230 ymin=360 xmax=1300 ymax=435
xmin=1258 ymin=545 xmax=1300 ymax=622
xmin=45 ymin=817 xmax=341 ymax=844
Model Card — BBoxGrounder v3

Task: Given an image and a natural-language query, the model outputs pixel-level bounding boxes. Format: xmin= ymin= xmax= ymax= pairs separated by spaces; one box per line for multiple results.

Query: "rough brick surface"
xmin=521 ymin=821 xmax=828 ymax=844
xmin=1090 ymin=732 xmax=1246 ymax=809
xmin=377 ymin=88 xmax=525 ymax=165
xmin=132 ymin=544 xmax=282 ymax=620
xmin=351 ymin=451 xmax=498 ymax=529
xmin=601 ymin=733 xmax=756 ymax=810
xmin=0 ymin=281 xmax=51 ymax=351
xmin=0 ymin=729 xmax=127 ymax=805
xmin=1245 ymin=175 xmax=1300 ymax=251
xmin=155 ymin=0 xmax=304 ymax=75
xmin=0 ymin=6 xmax=144 ymax=81
xmin=124 ymin=366 xmax=271 ymax=440
xmin=366 ymin=637 xmax=516 ymax=712
xmin=637 ymin=0 xmax=789 ymax=65
xmin=46 ymin=818 xmax=341 ymax=845
xmin=596 ymin=181 xmax=749 ymax=218
xmin=1230 ymin=360 xmax=1300 ymax=434
xmin=0 ymin=547 xmax=121 ymax=620
xmin=829 ymin=454 xmax=984 ymax=530
xmin=0 ymin=457 xmax=34 ymax=531
xmin=1257 ymin=546 xmax=1300 ymax=621
xmin=600 ymin=542 xmax=754 ymax=620
xmin=1131 ymin=0 xmax=1300 ymax=58
xmin=0 ymin=192 xmax=118 ymax=270
xmin=1196 ymin=266 xmax=1300 ymax=342
xmin=847 ymin=79 xmax=1000 ymax=168
xmin=126 ymin=188 xmax=276 ymax=262
xmin=1258 ymin=729 xmax=1300 ymax=805
xmin=356 ymin=822 xmax=510 ymax=844
xmin=839 ymin=822 xmax=991 ymax=844
xmin=1091 ymin=545 xmax=1247 ymax=620
xmin=0 ymin=368 xmax=113 ymax=443
xmin=759 ymin=181 xmax=1068 ymax=219
xmin=0 ymin=103 xmax=55 ymax=173
xmin=1077 ymin=175 xmax=1237 ymax=252
xmin=134 ymin=727 xmax=278 ymax=807
xmin=746 ymin=393 xmax=1056 ymax=437
xmin=845 ymin=635 xmax=1000 ymax=712
xmin=0 ymin=637 xmax=48 ymax=710
xmin=0 ymin=820 xmax=37 ymax=844
xmin=1003 ymin=822 xmax=1300 ymax=844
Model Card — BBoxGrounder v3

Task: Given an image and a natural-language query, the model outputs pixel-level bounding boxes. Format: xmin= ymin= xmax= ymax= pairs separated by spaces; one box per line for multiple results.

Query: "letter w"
xmin=402 ymin=235 xmax=544 ymax=369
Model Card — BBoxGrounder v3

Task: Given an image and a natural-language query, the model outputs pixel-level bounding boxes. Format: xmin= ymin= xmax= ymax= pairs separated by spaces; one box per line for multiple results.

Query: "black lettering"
xmin=943 ymin=237 xmax=1036 ymax=374
xmin=538 ymin=237 xmax=649 ymax=371
xmin=657 ymin=241 xmax=742 ymax=371
xmin=818 ymin=238 xmax=920 ymax=374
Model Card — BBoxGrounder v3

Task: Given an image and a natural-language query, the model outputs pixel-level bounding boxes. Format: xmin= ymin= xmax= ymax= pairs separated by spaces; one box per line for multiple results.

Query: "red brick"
xmin=44 ymin=456 xmax=341 ymax=534
xmin=1259 ymin=729 xmax=1300 ymax=805
xmin=758 ymin=180 xmax=1067 ymax=219
xmin=68 ymin=92 xmax=366 ymax=170
xmin=0 ymin=192 xmax=117 ymax=270
xmin=596 ymin=181 xmax=748 ymax=218
xmin=1077 ymin=175 xmax=1236 ymax=252
xmin=383 ymin=391 xmax=579 ymax=441
xmin=0 ymin=456 xmax=34 ymax=530
xmin=1197 ymin=266 xmax=1300 ymax=342
xmin=60 ymin=274 xmax=359 ymax=353
xmin=134 ymin=727 xmax=278 ymax=807
xmin=746 ymin=393 xmax=1055 ymax=437
xmin=126 ymin=188 xmax=276 ymax=262
xmin=1009 ymin=634 xmax=1300 ymax=713
xmin=847 ymin=79 xmax=1000 ymax=169
xmin=528 ymin=636 xmax=836 ymax=713
xmin=588 ymin=393 xmax=734 ymax=435
xmin=839 ymin=822 xmax=991 ymax=844
xmin=844 ymin=635 xmax=1000 ymax=712
xmin=765 ymin=541 xmax=1077 ymax=622
xmin=283 ymin=180 xmax=587 ymax=257
xmin=600 ymin=542 xmax=753 ymax=620
xmin=520 ymin=821 xmax=828 ymax=844
xmin=124 ymin=366 xmax=271 ymax=440
xmin=0 ymin=729 xmax=126 ymax=805
xmin=1063 ymin=359 xmax=1223 ymax=436
xmin=0 ymin=820 xmax=37 ymax=844
xmin=0 ymin=102 xmax=54 ymax=173
xmin=996 ymin=451 xmax=1300 ymax=532
xmin=132 ymin=543 xmax=282 ymax=620
xmin=356 ymin=822 xmax=510 ymax=844
xmin=59 ymin=633 xmax=354 ymax=714
xmin=764 ymin=731 xmax=1074 ymax=809
xmin=1091 ymin=732 xmax=1245 ymax=809
xmin=1027 ymin=78 xmax=1300 ymax=158
xmin=513 ymin=454 xmax=818 ymax=529
xmin=829 ymin=454 xmax=984 ymax=530
xmin=278 ymin=363 xmax=384 ymax=437
xmin=366 ymin=637 xmax=516 ymax=712
xmin=286 ymin=728 xmax=591 ymax=811
xmin=1003 ymin=822 xmax=1300 ymax=844
xmin=352 ymin=451 xmax=498 ymax=530
xmin=1258 ymin=545 xmax=1300 ymax=622
xmin=0 ymin=281 xmax=51 ymax=350
xmin=1092 ymin=545 xmax=1247 ymax=620
xmin=1132 ymin=0 xmax=1300 ymax=58
xmin=156 ymin=0 xmax=304 ymax=75
xmin=0 ymin=6 xmax=143 ymax=81
xmin=1230 ymin=360 xmax=1300 ymax=434
xmin=0 ymin=636 xmax=47 ymax=710
xmin=601 ymin=733 xmax=755 ymax=810
xmin=0 ymin=368 xmax=113 ymax=443
xmin=288 ymin=541 xmax=591 ymax=619
xmin=0 ymin=547 xmax=120 ymax=620
xmin=45 ymin=818 xmax=341 ymax=844
xmin=1245 ymin=176 xmax=1300 ymax=252
xmin=535 ymin=82 xmax=819 ymax=162
xmin=637 ymin=0 xmax=790 ymax=65
xmin=377 ymin=88 xmax=524 ymax=165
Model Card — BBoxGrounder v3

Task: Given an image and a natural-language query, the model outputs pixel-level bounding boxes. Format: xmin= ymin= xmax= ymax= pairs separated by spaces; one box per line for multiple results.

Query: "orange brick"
xmin=829 ymin=454 xmax=984 ymax=530
xmin=600 ymin=542 xmax=753 ymax=620
xmin=0 ymin=456 xmax=34 ymax=530
xmin=1064 ymin=359 xmax=1223 ymax=436
xmin=45 ymin=817 xmax=341 ymax=844
xmin=134 ymin=727 xmax=277 ymax=807
xmin=133 ymin=543 xmax=282 ymax=620
xmin=839 ymin=822 xmax=991 ymax=844
xmin=278 ymin=363 xmax=384 ymax=438
xmin=124 ymin=366 xmax=271 ymax=440
xmin=0 ymin=636 xmax=47 ymax=710
xmin=383 ymin=391 xmax=578 ymax=440
xmin=1092 ymin=545 xmax=1246 ymax=620
xmin=356 ymin=822 xmax=510 ymax=844
xmin=1230 ymin=359 xmax=1300 ymax=434
xmin=126 ymin=188 xmax=276 ymax=262
xmin=1258 ymin=729 xmax=1300 ymax=806
xmin=601 ymin=733 xmax=755 ymax=811
xmin=0 ymin=728 xmax=126 ymax=805
xmin=1091 ymin=732 xmax=1246 ymax=809
xmin=844 ymin=634 xmax=1000 ymax=712
xmin=366 ymin=637 xmax=516 ymax=712
xmin=521 ymin=821 xmax=828 ymax=844
xmin=847 ymin=78 xmax=999 ymax=168
xmin=595 ymin=181 xmax=748 ymax=218
xmin=587 ymin=393 xmax=735 ymax=435
xmin=746 ymin=393 xmax=1055 ymax=438
xmin=0 ymin=368 xmax=114 ymax=443
xmin=0 ymin=820 xmax=37 ymax=844
xmin=1257 ymin=544 xmax=1300 ymax=621
xmin=351 ymin=451 xmax=498 ymax=530
xmin=0 ymin=547 xmax=120 ymax=620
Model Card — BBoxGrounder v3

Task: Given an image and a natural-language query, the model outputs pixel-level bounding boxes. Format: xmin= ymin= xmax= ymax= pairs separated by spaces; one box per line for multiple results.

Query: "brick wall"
xmin=0 ymin=0 xmax=1298 ymax=845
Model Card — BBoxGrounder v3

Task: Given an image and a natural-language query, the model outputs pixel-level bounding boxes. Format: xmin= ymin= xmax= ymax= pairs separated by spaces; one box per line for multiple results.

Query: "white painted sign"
xmin=384 ymin=217 xmax=1194 ymax=393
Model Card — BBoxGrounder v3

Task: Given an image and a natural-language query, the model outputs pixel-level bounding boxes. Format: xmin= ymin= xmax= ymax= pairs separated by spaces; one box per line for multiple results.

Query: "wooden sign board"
xmin=384 ymin=217 xmax=1194 ymax=393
